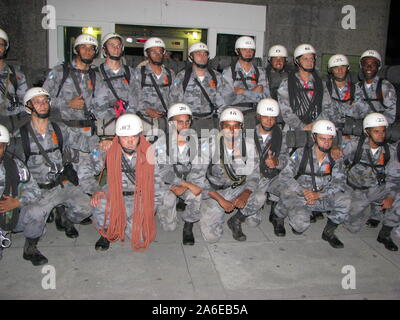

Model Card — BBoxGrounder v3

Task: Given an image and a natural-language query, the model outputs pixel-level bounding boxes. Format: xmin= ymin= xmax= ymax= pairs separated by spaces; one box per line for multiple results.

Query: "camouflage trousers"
xmin=91 ymin=194 xmax=135 ymax=239
xmin=15 ymin=183 xmax=91 ymax=239
xmin=199 ymin=185 xmax=266 ymax=243
xmin=274 ymin=188 xmax=351 ymax=233
xmin=157 ymin=189 xmax=202 ymax=232
xmin=344 ymin=185 xmax=400 ymax=233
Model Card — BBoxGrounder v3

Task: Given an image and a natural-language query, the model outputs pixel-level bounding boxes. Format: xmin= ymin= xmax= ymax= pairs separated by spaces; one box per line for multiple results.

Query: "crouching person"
xmin=11 ymin=88 xmax=97 ymax=265
xmin=344 ymin=113 xmax=400 ymax=251
xmin=90 ymin=114 xmax=156 ymax=252
xmin=153 ymin=103 xmax=205 ymax=245
xmin=274 ymin=120 xmax=351 ymax=248
xmin=200 ymin=108 xmax=266 ymax=242
xmin=0 ymin=125 xmax=41 ymax=262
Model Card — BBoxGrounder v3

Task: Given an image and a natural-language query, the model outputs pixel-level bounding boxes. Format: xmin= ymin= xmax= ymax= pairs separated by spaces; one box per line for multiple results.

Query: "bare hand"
xmin=381 ymin=196 xmax=394 ymax=210
xmin=265 ymin=150 xmax=279 ymax=168
xmin=303 ymin=189 xmax=320 ymax=203
xmin=232 ymin=190 xmax=251 ymax=209
xmin=170 ymin=185 xmax=188 ymax=196
xmin=219 ymin=198 xmax=235 ymax=213
xmin=0 ymin=195 xmax=20 ymax=213
xmin=234 ymin=87 xmax=246 ymax=95
xmin=303 ymin=122 xmax=314 ymax=131
xmin=90 ymin=191 xmax=106 ymax=207
xmin=330 ymin=146 xmax=343 ymax=161
xmin=145 ymin=108 xmax=163 ymax=118
xmin=68 ymin=94 xmax=85 ymax=110
xmin=251 ymin=85 xmax=263 ymax=93
xmin=99 ymin=139 xmax=113 ymax=152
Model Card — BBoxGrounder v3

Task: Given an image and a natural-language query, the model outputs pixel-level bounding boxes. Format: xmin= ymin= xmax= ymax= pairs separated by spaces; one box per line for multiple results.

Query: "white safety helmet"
xmin=294 ymin=43 xmax=316 ymax=59
xmin=328 ymin=54 xmax=349 ymax=69
xmin=363 ymin=113 xmax=388 ymax=130
xmin=0 ymin=124 xmax=10 ymax=144
xmin=144 ymin=37 xmax=166 ymax=57
xmin=188 ymin=42 xmax=209 ymax=57
xmin=360 ymin=49 xmax=381 ymax=67
xmin=312 ymin=120 xmax=337 ymax=137
xmin=101 ymin=33 xmax=124 ymax=50
xmin=235 ymin=36 xmax=256 ymax=52
xmin=0 ymin=28 xmax=9 ymax=50
xmin=220 ymin=107 xmax=244 ymax=124
xmin=23 ymin=87 xmax=50 ymax=114
xmin=73 ymin=34 xmax=99 ymax=55
xmin=115 ymin=114 xmax=143 ymax=136
xmin=256 ymin=98 xmax=280 ymax=117
xmin=168 ymin=103 xmax=192 ymax=121
xmin=268 ymin=45 xmax=288 ymax=59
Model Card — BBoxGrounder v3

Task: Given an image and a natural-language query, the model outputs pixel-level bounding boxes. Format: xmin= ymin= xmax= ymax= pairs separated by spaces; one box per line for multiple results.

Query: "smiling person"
xmin=355 ymin=50 xmax=397 ymax=124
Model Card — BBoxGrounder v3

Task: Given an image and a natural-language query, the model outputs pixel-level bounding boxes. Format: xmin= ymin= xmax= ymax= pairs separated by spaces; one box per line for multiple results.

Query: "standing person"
xmin=265 ymin=45 xmax=291 ymax=101
xmin=222 ymin=36 xmax=270 ymax=128
xmin=0 ymin=28 xmax=28 ymax=116
xmin=132 ymin=37 xmax=175 ymax=141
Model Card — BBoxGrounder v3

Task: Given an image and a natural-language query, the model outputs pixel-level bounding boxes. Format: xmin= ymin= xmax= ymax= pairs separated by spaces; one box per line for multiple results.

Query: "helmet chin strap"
xmin=79 ymin=55 xmax=94 ymax=65
xmin=261 ymin=124 xmax=273 ymax=132
xmin=193 ymin=61 xmax=208 ymax=69
xmin=149 ymin=56 xmax=163 ymax=66
xmin=122 ymin=147 xmax=135 ymax=154
xmin=34 ymin=110 xmax=50 ymax=119
xmin=104 ymin=48 xmax=122 ymax=61
xmin=317 ymin=145 xmax=331 ymax=153
xmin=239 ymin=52 xmax=254 ymax=63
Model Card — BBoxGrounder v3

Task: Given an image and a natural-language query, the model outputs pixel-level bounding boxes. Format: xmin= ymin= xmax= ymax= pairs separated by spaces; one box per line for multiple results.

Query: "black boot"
xmin=54 ymin=205 xmax=66 ymax=231
xmin=314 ymin=211 xmax=324 ymax=220
xmin=227 ymin=210 xmax=247 ymax=241
xmin=322 ymin=219 xmax=344 ymax=249
xmin=182 ymin=221 xmax=195 ymax=245
xmin=366 ymin=219 xmax=380 ymax=228
xmin=269 ymin=202 xmax=277 ymax=223
xmin=271 ymin=215 xmax=286 ymax=237
xmin=95 ymin=236 xmax=110 ymax=251
xmin=80 ymin=216 xmax=92 ymax=225
xmin=23 ymin=237 xmax=48 ymax=266
xmin=377 ymin=225 xmax=398 ymax=251
xmin=176 ymin=198 xmax=187 ymax=212
xmin=310 ymin=212 xmax=317 ymax=223
xmin=46 ymin=210 xmax=54 ymax=223
xmin=64 ymin=218 xmax=79 ymax=239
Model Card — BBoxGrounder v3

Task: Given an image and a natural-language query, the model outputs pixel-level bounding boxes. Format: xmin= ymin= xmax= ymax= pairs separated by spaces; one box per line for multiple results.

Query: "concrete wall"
xmin=0 ymin=0 xmax=392 ymax=84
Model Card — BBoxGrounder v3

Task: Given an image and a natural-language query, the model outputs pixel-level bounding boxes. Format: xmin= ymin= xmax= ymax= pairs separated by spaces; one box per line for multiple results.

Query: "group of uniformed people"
xmin=0 ymin=27 xmax=399 ymax=267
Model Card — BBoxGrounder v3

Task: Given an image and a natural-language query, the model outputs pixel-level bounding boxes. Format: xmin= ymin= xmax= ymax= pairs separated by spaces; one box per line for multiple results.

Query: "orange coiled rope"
xmin=99 ymin=135 xmax=156 ymax=251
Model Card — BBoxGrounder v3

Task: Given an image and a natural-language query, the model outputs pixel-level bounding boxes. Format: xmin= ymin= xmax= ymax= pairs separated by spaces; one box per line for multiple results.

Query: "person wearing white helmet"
xmin=221 ymin=36 xmax=270 ymax=128
xmin=9 ymin=87 xmax=100 ymax=264
xmin=274 ymin=119 xmax=352 ymax=248
xmin=152 ymin=103 xmax=205 ymax=245
xmin=89 ymin=113 xmax=157 ymax=252
xmin=0 ymin=124 xmax=41 ymax=263
xmin=266 ymin=45 xmax=292 ymax=100
xmin=199 ymin=107 xmax=265 ymax=243
xmin=356 ymin=50 xmax=397 ymax=124
xmin=254 ymin=99 xmax=289 ymax=236
xmin=132 ymin=37 xmax=175 ymax=142
xmin=277 ymin=43 xmax=339 ymax=131
xmin=0 ymin=28 xmax=28 ymax=116
xmin=343 ymin=112 xmax=400 ymax=251
xmin=92 ymin=33 xmax=137 ymax=120
xmin=171 ymin=42 xmax=225 ymax=135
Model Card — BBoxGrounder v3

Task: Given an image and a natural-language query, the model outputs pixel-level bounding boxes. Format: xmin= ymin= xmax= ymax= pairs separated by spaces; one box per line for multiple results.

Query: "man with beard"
xmin=265 ymin=45 xmax=292 ymax=101
xmin=132 ymin=37 xmax=175 ymax=141
xmin=0 ymin=28 xmax=28 ymax=116
xmin=277 ymin=44 xmax=338 ymax=131
xmin=253 ymin=98 xmax=289 ymax=236
xmin=10 ymin=88 xmax=99 ymax=265
xmin=92 ymin=33 xmax=137 ymax=120
xmin=89 ymin=114 xmax=156 ymax=252
xmin=153 ymin=103 xmax=205 ymax=245
xmin=0 ymin=124 xmax=41 ymax=262
xmin=273 ymin=120 xmax=351 ymax=248
xmin=199 ymin=108 xmax=266 ymax=243
xmin=343 ymin=113 xmax=400 ymax=251
xmin=171 ymin=42 xmax=225 ymax=135
xmin=222 ymin=36 xmax=270 ymax=128
xmin=355 ymin=50 xmax=397 ymax=124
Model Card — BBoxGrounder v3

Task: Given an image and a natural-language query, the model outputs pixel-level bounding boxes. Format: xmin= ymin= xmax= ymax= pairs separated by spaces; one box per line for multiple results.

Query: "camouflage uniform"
xmin=91 ymin=62 xmax=138 ymax=120
xmin=274 ymin=146 xmax=351 ymax=233
xmin=132 ymin=64 xmax=175 ymax=138
xmin=222 ymin=61 xmax=270 ymax=128
xmin=153 ymin=128 xmax=206 ymax=231
xmin=10 ymin=121 xmax=98 ymax=239
xmin=343 ymin=137 xmax=400 ymax=232
xmin=277 ymin=72 xmax=340 ymax=130
xmin=199 ymin=132 xmax=266 ymax=242
xmin=354 ymin=76 xmax=397 ymax=124
xmin=170 ymin=67 xmax=226 ymax=133
xmin=0 ymin=64 xmax=28 ymax=116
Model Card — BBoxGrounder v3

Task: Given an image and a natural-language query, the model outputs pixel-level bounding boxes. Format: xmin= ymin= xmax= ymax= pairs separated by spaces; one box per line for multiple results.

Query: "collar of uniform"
xmin=236 ymin=60 xmax=255 ymax=74
xmin=103 ymin=62 xmax=124 ymax=75
xmin=145 ymin=62 xmax=166 ymax=75
xmin=295 ymin=72 xmax=315 ymax=86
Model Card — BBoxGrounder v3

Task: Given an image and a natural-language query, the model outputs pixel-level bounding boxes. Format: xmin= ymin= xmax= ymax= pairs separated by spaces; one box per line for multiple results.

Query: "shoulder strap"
xmin=88 ymin=67 xmax=97 ymax=96
xmin=182 ymin=64 xmax=193 ymax=93
xmin=3 ymin=153 xmax=20 ymax=198
xmin=8 ymin=65 xmax=18 ymax=93
xmin=56 ymin=62 xmax=70 ymax=98
xmin=124 ymin=65 xmax=131 ymax=84
xmin=100 ymin=63 xmax=121 ymax=101
xmin=230 ymin=60 xmax=237 ymax=82
xmin=352 ymin=135 xmax=366 ymax=167
xmin=208 ymin=67 xmax=218 ymax=87
xmin=376 ymin=78 xmax=384 ymax=105
xmin=140 ymin=65 xmax=146 ymax=89
xmin=165 ymin=67 xmax=172 ymax=87
xmin=254 ymin=65 xmax=260 ymax=84
xmin=294 ymin=148 xmax=309 ymax=180
xmin=51 ymin=122 xmax=63 ymax=155
xmin=19 ymin=124 xmax=31 ymax=163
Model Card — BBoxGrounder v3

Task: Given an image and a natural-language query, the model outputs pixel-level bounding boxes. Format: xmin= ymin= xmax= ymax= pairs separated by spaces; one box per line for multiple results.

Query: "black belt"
xmin=123 ymin=191 xmax=134 ymax=196
xmin=38 ymin=181 xmax=61 ymax=190
xmin=208 ymin=179 xmax=244 ymax=191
